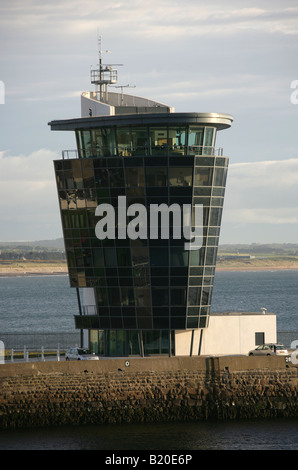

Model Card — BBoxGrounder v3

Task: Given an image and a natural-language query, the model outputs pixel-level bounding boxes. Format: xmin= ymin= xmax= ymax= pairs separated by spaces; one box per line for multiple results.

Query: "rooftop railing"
xmin=61 ymin=146 xmax=224 ymax=160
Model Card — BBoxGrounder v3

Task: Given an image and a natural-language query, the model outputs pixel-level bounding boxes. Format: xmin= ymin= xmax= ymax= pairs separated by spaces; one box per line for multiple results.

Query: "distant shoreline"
xmin=216 ymin=266 xmax=298 ymax=272
xmin=0 ymin=263 xmax=68 ymax=277
xmin=0 ymin=260 xmax=298 ymax=276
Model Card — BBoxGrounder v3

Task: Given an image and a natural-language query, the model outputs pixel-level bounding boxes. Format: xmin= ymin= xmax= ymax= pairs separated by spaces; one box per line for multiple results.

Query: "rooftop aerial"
xmin=82 ymin=36 xmax=174 ymax=117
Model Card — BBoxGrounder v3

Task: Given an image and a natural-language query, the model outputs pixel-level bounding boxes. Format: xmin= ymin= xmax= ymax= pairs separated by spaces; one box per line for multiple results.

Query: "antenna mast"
xmin=90 ymin=36 xmax=122 ymax=102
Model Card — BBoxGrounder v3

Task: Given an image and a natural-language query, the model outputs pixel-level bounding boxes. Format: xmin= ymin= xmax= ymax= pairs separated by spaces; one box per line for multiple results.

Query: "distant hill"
xmin=0 ymin=238 xmax=65 ymax=251
xmin=218 ymin=243 xmax=298 ymax=256
xmin=0 ymin=239 xmax=297 ymax=257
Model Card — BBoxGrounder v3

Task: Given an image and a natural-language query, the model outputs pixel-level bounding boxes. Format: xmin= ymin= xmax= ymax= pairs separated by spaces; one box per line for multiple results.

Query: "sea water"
xmin=0 ymin=269 xmax=297 ymax=333
xmin=0 ymin=269 xmax=297 ymax=450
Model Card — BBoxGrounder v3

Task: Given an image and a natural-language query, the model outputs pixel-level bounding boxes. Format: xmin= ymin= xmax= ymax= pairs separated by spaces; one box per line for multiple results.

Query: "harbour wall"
xmin=0 ymin=356 xmax=298 ymax=429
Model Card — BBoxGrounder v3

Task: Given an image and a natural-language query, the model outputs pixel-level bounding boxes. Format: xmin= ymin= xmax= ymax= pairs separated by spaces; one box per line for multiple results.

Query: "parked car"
xmin=65 ymin=347 xmax=99 ymax=360
xmin=248 ymin=343 xmax=288 ymax=356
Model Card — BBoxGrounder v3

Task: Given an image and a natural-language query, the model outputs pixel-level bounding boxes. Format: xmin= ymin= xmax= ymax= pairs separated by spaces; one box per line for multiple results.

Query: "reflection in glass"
xmin=168 ymin=127 xmax=186 ymax=155
xmin=150 ymin=127 xmax=168 ymax=155
xmin=146 ymin=167 xmax=167 ymax=186
xmin=170 ymin=247 xmax=189 ymax=267
xmin=125 ymin=167 xmax=145 ymax=187
xmin=169 ymin=167 xmax=192 ymax=187
xmin=194 ymin=167 xmax=213 ymax=186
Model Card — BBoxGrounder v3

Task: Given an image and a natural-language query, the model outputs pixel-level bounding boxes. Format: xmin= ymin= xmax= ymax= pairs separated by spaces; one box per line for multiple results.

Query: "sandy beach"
xmin=0 ymin=259 xmax=297 ymax=276
xmin=0 ymin=262 xmax=68 ymax=277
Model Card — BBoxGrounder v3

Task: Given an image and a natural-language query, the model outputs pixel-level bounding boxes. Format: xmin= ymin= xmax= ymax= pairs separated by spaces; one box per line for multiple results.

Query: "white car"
xmin=65 ymin=347 xmax=99 ymax=360
xmin=248 ymin=343 xmax=288 ymax=356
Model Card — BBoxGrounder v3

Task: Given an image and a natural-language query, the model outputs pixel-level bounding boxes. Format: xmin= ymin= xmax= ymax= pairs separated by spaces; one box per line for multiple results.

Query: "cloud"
xmin=223 ymin=158 xmax=298 ymax=227
xmin=0 ymin=149 xmax=62 ymax=240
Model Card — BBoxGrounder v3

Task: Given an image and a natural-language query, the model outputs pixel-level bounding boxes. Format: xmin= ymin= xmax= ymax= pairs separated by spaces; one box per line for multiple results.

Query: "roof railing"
xmin=61 ymin=146 xmax=224 ymax=159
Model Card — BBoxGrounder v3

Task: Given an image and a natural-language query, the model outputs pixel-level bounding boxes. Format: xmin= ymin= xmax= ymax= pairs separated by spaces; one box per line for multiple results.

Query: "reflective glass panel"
xmin=168 ymin=127 xmax=186 ymax=155
xmin=169 ymin=167 xmax=192 ymax=187
xmin=194 ymin=167 xmax=213 ymax=186
xmin=203 ymin=128 xmax=215 ymax=154
xmin=125 ymin=167 xmax=145 ymax=187
xmin=150 ymin=127 xmax=168 ymax=155
xmin=130 ymin=127 xmax=148 ymax=155
xmin=188 ymin=127 xmax=204 ymax=154
xmin=116 ymin=128 xmax=132 ymax=156
xmin=145 ymin=167 xmax=167 ymax=186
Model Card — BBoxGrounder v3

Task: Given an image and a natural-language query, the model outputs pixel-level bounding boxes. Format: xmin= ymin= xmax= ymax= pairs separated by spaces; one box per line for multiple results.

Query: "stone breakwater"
xmin=0 ymin=356 xmax=297 ymax=429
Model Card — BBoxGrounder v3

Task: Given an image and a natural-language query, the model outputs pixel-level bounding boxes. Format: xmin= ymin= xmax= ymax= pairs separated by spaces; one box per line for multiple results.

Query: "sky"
xmin=0 ymin=0 xmax=298 ymax=244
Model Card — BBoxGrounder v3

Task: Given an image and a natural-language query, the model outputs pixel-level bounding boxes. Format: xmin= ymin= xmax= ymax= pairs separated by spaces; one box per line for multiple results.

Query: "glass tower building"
xmin=49 ymin=52 xmax=233 ymax=357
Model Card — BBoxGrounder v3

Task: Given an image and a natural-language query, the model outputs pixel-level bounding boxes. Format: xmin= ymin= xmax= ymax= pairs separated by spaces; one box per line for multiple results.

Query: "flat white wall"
xmin=175 ymin=313 xmax=277 ymax=356
xmin=81 ymin=93 xmax=114 ymax=117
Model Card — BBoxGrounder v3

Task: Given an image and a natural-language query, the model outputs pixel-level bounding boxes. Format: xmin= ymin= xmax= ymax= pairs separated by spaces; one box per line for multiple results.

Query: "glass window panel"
xmin=109 ymin=168 xmax=125 ymax=187
xmin=69 ymin=211 xmax=88 ymax=229
xmin=131 ymin=246 xmax=149 ymax=266
xmin=188 ymin=127 xmax=204 ymax=155
xmin=135 ymin=287 xmax=151 ymax=307
xmin=131 ymin=127 xmax=148 ymax=155
xmin=94 ymin=168 xmax=109 ymax=188
xmin=82 ymin=130 xmax=92 ymax=157
xmin=188 ymin=287 xmax=202 ymax=305
xmin=72 ymin=160 xmax=83 ymax=189
xmin=76 ymin=131 xmax=83 ymax=157
xmin=143 ymin=331 xmax=161 ymax=354
xmin=104 ymin=247 xmax=117 ymax=267
xmin=170 ymin=247 xmax=189 ymax=267
xmin=108 ymin=288 xmax=121 ymax=306
xmin=121 ymin=288 xmax=135 ymax=306
xmin=150 ymin=247 xmax=169 ymax=266
xmin=75 ymin=189 xmax=86 ymax=209
xmin=61 ymin=211 xmax=70 ymax=229
xmin=168 ymin=127 xmax=186 ymax=155
xmin=150 ymin=127 xmax=168 ymax=155
xmin=210 ymin=207 xmax=222 ymax=226
xmin=90 ymin=129 xmax=102 ymax=156
xmin=125 ymin=167 xmax=145 ymax=187
xmin=63 ymin=170 xmax=75 ymax=190
xmin=117 ymin=247 xmax=132 ymax=267
xmin=92 ymin=248 xmax=104 ymax=267
xmin=99 ymin=128 xmax=116 ymax=156
xmin=214 ymin=167 xmax=227 ymax=187
xmin=187 ymin=317 xmax=199 ymax=328
xmin=205 ymin=247 xmax=217 ymax=265
xmin=171 ymin=288 xmax=187 ymax=305
xmin=194 ymin=167 xmax=213 ymax=186
xmin=202 ymin=287 xmax=211 ymax=304
xmin=152 ymin=288 xmax=169 ymax=306
xmin=199 ymin=316 xmax=208 ymax=328
xmin=116 ymin=128 xmax=132 ymax=156
xmin=145 ymin=167 xmax=168 ymax=186
xmin=76 ymin=130 xmax=90 ymax=157
xmin=58 ymin=191 xmax=68 ymax=210
xmin=169 ymin=167 xmax=192 ymax=187
xmin=96 ymin=287 xmax=108 ymax=306
xmin=203 ymin=128 xmax=215 ymax=154
xmin=190 ymin=248 xmax=205 ymax=266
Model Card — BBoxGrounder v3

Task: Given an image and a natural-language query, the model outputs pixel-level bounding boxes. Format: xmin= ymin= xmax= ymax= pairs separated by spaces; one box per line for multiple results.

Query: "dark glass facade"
xmin=51 ymin=113 xmax=231 ymax=356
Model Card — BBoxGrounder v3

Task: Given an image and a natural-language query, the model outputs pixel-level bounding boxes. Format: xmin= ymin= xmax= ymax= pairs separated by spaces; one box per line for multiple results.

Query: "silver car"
xmin=248 ymin=343 xmax=288 ymax=356
xmin=65 ymin=347 xmax=99 ymax=360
